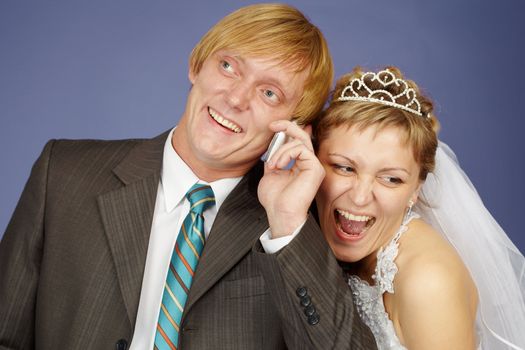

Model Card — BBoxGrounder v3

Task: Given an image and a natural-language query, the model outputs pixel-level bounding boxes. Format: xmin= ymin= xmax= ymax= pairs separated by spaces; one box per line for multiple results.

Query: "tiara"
xmin=337 ymin=69 xmax=427 ymax=117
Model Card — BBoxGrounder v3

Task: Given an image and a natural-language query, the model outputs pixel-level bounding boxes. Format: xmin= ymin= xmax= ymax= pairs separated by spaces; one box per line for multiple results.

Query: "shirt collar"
xmin=161 ymin=128 xmax=242 ymax=212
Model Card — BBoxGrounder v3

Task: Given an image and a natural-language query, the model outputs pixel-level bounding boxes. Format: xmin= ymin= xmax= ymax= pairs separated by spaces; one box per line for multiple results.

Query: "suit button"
xmin=296 ymin=286 xmax=308 ymax=297
xmin=115 ymin=339 xmax=128 ymax=350
xmin=307 ymin=313 xmax=320 ymax=325
xmin=304 ymin=304 xmax=316 ymax=317
xmin=300 ymin=295 xmax=311 ymax=307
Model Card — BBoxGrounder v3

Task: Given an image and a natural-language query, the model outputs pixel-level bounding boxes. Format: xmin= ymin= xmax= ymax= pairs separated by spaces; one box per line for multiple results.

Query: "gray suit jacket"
xmin=0 ymin=131 xmax=376 ymax=349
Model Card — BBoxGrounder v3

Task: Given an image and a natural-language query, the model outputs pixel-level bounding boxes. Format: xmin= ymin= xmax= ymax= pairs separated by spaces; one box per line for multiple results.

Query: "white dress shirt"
xmin=259 ymin=223 xmax=304 ymax=253
xmin=129 ymin=129 xmax=242 ymax=349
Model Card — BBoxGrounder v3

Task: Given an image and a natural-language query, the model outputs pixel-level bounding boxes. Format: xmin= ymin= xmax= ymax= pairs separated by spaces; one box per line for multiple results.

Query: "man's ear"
xmin=188 ymin=66 xmax=196 ymax=84
xmin=302 ymin=124 xmax=313 ymax=137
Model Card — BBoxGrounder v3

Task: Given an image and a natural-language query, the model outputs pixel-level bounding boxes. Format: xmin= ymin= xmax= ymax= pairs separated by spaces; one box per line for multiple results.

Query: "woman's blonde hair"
xmin=314 ymin=66 xmax=440 ymax=181
xmin=189 ymin=3 xmax=333 ymax=125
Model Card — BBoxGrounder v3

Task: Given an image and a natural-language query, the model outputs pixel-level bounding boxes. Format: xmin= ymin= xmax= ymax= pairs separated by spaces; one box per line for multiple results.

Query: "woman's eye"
xmin=382 ymin=176 xmax=403 ymax=184
xmin=334 ymin=165 xmax=354 ymax=174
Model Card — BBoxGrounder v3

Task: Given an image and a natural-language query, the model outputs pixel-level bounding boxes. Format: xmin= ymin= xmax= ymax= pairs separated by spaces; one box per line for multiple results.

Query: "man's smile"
xmin=208 ymin=107 xmax=242 ymax=133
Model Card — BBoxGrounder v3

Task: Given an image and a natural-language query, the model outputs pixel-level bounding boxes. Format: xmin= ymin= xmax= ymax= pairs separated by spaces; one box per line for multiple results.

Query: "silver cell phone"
xmin=261 ymin=131 xmax=288 ymax=162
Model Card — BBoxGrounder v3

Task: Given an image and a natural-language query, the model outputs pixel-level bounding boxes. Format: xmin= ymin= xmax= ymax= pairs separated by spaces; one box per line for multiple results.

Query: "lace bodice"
xmin=347 ymin=212 xmax=418 ymax=350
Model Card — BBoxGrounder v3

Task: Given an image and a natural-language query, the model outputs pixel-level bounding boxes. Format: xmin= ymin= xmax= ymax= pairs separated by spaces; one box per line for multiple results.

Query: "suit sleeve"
xmin=253 ymin=215 xmax=377 ymax=350
xmin=0 ymin=140 xmax=55 ymax=350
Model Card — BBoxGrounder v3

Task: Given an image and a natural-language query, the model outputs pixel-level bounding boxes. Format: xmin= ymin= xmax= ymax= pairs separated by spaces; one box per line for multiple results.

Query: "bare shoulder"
xmin=385 ymin=218 xmax=478 ymax=349
xmin=395 ymin=219 xmax=473 ymax=290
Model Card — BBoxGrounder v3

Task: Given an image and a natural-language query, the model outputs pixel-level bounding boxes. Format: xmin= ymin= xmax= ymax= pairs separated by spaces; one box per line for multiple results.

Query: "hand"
xmin=257 ymin=120 xmax=325 ymax=238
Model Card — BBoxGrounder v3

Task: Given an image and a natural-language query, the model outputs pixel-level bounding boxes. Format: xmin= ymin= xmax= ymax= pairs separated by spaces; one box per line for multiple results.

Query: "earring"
xmin=407 ymin=200 xmax=414 ymax=217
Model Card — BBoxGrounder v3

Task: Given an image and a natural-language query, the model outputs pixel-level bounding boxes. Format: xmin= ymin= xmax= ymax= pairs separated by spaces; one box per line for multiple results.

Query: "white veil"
xmin=415 ymin=141 xmax=525 ymax=349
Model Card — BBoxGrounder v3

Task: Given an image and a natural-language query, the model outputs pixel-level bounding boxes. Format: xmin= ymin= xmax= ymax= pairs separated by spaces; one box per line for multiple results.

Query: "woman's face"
xmin=315 ymin=124 xmax=421 ymax=266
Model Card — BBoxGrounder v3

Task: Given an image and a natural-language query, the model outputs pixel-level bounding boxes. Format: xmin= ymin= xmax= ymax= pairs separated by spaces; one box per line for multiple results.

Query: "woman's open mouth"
xmin=335 ymin=209 xmax=375 ymax=238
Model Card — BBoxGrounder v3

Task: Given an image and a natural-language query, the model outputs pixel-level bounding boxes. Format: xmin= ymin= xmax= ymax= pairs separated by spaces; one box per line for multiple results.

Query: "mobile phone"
xmin=261 ymin=131 xmax=288 ymax=162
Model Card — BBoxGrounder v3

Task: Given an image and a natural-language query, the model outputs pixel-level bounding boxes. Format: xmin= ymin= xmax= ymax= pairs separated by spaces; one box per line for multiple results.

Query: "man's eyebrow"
xmin=222 ymin=52 xmax=292 ymax=98
xmin=232 ymin=54 xmax=244 ymax=63
xmin=267 ymin=70 xmax=303 ymax=100
xmin=265 ymin=76 xmax=287 ymax=92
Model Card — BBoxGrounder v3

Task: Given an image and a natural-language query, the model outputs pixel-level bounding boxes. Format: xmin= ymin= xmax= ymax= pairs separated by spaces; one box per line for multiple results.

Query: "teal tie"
xmin=154 ymin=184 xmax=215 ymax=350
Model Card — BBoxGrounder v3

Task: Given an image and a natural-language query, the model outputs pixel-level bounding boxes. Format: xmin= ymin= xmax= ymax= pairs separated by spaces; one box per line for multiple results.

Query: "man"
xmin=0 ymin=4 xmax=375 ymax=349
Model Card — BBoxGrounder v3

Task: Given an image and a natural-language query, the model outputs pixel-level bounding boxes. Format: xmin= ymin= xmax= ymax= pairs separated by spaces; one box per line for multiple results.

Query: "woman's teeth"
xmin=336 ymin=209 xmax=375 ymax=236
xmin=337 ymin=209 xmax=371 ymax=222
xmin=209 ymin=108 xmax=241 ymax=133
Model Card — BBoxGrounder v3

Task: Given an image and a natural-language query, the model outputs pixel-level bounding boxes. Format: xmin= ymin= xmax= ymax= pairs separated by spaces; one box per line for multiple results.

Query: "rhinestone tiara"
xmin=337 ymin=69 xmax=427 ymax=117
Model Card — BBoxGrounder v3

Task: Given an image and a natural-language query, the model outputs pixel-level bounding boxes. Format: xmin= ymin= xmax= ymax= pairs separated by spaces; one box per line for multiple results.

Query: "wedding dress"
xmin=347 ymin=212 xmax=416 ymax=350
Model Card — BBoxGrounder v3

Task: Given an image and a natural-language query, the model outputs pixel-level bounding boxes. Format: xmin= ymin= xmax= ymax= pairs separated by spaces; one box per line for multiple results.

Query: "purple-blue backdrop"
xmin=1 ymin=1 xmax=524 ymax=253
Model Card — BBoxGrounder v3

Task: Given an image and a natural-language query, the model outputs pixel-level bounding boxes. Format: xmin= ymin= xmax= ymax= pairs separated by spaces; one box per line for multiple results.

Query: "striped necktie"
xmin=154 ymin=184 xmax=215 ymax=350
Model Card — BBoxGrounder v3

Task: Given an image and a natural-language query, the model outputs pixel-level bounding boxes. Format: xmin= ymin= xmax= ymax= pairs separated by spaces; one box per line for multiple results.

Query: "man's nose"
xmin=226 ymin=80 xmax=252 ymax=111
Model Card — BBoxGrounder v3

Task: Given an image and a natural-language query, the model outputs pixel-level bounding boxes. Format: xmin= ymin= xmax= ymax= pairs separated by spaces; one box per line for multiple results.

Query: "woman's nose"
xmin=348 ymin=177 xmax=374 ymax=207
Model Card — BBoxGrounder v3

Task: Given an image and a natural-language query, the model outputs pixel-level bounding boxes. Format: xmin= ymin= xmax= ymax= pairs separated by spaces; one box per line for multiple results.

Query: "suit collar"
xmin=112 ymin=130 xmax=169 ymax=185
xmin=98 ymin=129 xmax=169 ymax=327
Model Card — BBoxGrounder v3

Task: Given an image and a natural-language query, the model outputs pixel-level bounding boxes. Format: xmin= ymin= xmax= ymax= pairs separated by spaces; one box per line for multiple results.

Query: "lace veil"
xmin=415 ymin=141 xmax=525 ymax=349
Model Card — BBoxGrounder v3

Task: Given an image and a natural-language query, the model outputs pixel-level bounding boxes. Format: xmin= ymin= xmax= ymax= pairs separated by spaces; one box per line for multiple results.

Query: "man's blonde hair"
xmin=189 ymin=3 xmax=333 ymax=125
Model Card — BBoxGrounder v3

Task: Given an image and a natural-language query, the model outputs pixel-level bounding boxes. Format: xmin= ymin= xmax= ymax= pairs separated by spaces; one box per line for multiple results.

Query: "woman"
xmin=259 ymin=67 xmax=525 ymax=349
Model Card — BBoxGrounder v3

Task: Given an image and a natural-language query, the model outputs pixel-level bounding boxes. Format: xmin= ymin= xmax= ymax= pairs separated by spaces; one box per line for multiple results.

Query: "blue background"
xmin=1 ymin=0 xmax=524 ymax=253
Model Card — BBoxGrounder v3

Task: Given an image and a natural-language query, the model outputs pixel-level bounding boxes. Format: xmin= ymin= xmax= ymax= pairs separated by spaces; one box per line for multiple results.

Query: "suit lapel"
xmin=184 ymin=162 xmax=268 ymax=314
xmin=98 ymin=133 xmax=268 ymax=325
xmin=97 ymin=130 xmax=169 ymax=326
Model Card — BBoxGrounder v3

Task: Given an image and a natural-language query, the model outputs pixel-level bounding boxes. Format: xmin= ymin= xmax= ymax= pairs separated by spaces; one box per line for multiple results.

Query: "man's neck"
xmin=170 ymin=129 xmax=253 ymax=182
xmin=181 ymin=159 xmax=253 ymax=183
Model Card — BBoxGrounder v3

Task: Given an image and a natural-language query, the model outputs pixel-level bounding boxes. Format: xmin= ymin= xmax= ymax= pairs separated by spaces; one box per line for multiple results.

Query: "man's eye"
xmin=263 ymin=89 xmax=280 ymax=103
xmin=221 ymin=60 xmax=233 ymax=72
xmin=265 ymin=90 xmax=274 ymax=98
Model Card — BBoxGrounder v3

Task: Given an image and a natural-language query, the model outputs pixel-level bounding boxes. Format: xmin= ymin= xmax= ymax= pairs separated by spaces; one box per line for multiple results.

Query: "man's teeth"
xmin=209 ymin=108 xmax=241 ymax=133
xmin=337 ymin=209 xmax=371 ymax=222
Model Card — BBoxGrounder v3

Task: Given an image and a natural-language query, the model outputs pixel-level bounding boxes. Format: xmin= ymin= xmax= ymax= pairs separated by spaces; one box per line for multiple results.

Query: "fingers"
xmin=269 ymin=120 xmax=313 ymax=152
xmin=266 ymin=139 xmax=301 ymax=169
xmin=266 ymin=138 xmax=317 ymax=170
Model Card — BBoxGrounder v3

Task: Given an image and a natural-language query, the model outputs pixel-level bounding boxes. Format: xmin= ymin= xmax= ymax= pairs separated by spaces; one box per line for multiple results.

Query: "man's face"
xmin=173 ymin=49 xmax=309 ymax=181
